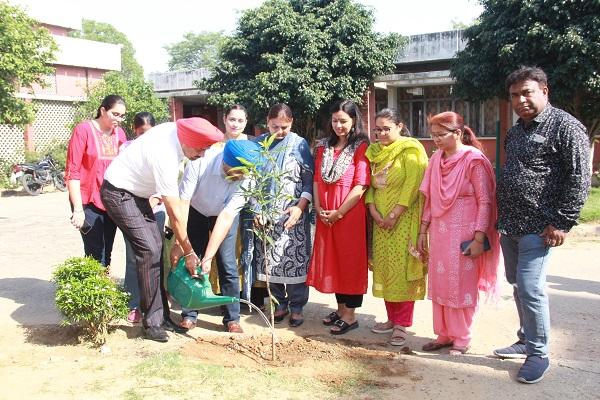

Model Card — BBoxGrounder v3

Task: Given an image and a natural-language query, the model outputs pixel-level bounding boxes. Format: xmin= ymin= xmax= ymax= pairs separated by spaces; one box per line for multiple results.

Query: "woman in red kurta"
xmin=307 ymin=99 xmax=371 ymax=335
xmin=65 ymin=94 xmax=127 ymax=267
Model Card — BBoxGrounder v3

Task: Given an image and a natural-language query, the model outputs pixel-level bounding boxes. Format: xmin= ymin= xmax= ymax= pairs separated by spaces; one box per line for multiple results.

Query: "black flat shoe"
xmin=289 ymin=317 xmax=304 ymax=328
xmin=274 ymin=310 xmax=289 ymax=324
xmin=144 ymin=326 xmax=169 ymax=342
xmin=330 ymin=319 xmax=359 ymax=335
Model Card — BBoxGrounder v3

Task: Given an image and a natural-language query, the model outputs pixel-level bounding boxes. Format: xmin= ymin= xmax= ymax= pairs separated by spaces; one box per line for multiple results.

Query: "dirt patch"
xmin=183 ymin=333 xmax=410 ymax=389
xmin=23 ymin=324 xmax=83 ymax=346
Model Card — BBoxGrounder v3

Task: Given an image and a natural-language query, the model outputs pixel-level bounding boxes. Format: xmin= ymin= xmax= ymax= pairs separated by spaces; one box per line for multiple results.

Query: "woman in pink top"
xmin=65 ymin=94 xmax=127 ymax=267
xmin=417 ymin=111 xmax=500 ymax=355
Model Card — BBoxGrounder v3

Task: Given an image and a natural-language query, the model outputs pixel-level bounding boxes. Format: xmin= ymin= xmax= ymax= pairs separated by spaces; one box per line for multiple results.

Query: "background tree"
xmin=200 ymin=0 xmax=402 ymax=139
xmin=70 ymin=19 xmax=144 ymax=79
xmin=0 ymin=2 xmax=57 ymax=125
xmin=165 ymin=31 xmax=227 ymax=71
xmin=73 ymin=72 xmax=169 ymax=139
xmin=451 ymin=0 xmax=600 ymax=140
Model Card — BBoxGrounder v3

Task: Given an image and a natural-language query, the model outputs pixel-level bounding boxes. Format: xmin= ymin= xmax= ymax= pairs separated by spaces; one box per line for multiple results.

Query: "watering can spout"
xmin=167 ymin=258 xmax=239 ymax=310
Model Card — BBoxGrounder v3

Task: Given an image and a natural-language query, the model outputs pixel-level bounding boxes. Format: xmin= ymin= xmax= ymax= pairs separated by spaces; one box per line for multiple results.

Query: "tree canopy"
xmin=73 ymin=72 xmax=169 ymax=139
xmin=0 ymin=1 xmax=57 ymax=125
xmin=199 ymin=0 xmax=402 ymax=137
xmin=70 ymin=19 xmax=144 ymax=79
xmin=165 ymin=31 xmax=227 ymax=71
xmin=451 ymin=0 xmax=600 ymax=138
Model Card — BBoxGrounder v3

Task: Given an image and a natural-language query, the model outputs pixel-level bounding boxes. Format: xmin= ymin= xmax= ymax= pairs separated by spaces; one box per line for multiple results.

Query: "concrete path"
xmin=1 ymin=189 xmax=599 ymax=398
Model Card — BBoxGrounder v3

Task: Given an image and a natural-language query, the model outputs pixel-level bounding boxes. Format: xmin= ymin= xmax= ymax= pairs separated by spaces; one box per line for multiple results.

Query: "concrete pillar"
xmin=387 ymin=86 xmax=397 ymax=109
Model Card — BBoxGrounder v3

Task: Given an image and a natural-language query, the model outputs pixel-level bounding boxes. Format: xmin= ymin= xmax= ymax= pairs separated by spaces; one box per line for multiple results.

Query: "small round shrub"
xmin=52 ymin=257 xmax=129 ymax=345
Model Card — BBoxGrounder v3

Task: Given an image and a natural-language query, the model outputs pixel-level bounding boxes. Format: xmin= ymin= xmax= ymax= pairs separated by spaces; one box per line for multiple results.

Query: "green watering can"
xmin=167 ymin=257 xmax=239 ymax=310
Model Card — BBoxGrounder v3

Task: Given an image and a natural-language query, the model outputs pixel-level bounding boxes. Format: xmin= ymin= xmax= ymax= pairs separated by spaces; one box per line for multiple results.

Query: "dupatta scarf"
xmin=366 ymin=137 xmax=428 ymax=282
xmin=419 ymin=146 xmax=502 ymax=300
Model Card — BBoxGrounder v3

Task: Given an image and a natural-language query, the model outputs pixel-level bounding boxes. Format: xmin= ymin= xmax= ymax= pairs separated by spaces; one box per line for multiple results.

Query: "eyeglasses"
xmin=372 ymin=127 xmax=393 ymax=135
xmin=108 ymin=110 xmax=126 ymax=121
xmin=429 ymin=130 xmax=456 ymax=139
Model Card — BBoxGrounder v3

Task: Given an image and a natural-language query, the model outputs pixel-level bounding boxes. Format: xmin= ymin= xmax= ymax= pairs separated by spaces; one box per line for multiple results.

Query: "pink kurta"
xmin=65 ymin=121 xmax=126 ymax=211
xmin=307 ymin=142 xmax=370 ymax=294
xmin=420 ymin=147 xmax=500 ymax=309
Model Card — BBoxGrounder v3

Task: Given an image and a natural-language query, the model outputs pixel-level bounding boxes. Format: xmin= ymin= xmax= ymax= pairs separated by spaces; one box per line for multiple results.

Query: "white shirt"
xmin=104 ymin=122 xmax=183 ymax=198
xmin=179 ymin=146 xmax=247 ymax=217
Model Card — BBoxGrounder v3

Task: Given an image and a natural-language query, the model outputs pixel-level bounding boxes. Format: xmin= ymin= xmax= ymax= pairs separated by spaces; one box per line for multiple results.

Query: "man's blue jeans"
xmin=500 ymin=233 xmax=551 ymax=356
xmin=182 ymin=208 xmax=240 ymax=325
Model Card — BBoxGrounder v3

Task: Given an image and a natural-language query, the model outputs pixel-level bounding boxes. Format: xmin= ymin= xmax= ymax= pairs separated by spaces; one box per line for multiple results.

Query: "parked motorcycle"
xmin=10 ymin=155 xmax=67 ymax=196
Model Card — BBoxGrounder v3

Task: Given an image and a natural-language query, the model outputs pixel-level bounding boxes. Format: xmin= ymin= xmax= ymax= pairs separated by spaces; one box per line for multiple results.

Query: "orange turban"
xmin=176 ymin=118 xmax=224 ymax=148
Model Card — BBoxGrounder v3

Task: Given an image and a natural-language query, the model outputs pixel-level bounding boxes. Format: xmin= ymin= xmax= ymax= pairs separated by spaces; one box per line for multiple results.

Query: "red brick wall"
xmin=169 ymin=98 xmax=184 ymax=121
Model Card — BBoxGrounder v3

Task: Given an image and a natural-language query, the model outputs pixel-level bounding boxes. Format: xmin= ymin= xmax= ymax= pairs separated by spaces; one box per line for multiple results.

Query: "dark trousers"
xmin=335 ymin=293 xmax=363 ymax=309
xmin=270 ymin=282 xmax=309 ymax=314
xmin=181 ymin=206 xmax=241 ymax=325
xmin=79 ymin=203 xmax=117 ymax=267
xmin=100 ymin=181 xmax=165 ymax=328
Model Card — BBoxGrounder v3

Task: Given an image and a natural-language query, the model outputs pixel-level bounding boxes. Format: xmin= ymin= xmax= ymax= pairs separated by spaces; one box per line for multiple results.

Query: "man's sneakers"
xmin=517 ymin=355 xmax=550 ymax=384
xmin=493 ymin=341 xmax=527 ymax=359
xmin=495 ymin=342 xmax=550 ymax=384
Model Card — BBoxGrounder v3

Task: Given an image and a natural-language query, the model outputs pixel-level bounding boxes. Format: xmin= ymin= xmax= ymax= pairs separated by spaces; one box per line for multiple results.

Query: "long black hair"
xmin=95 ymin=94 xmax=125 ymax=119
xmin=327 ymin=99 xmax=368 ymax=148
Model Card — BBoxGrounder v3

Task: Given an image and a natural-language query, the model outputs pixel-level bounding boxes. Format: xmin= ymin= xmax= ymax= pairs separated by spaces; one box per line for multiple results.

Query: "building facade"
xmin=371 ymin=29 xmax=512 ymax=165
xmin=0 ymin=9 xmax=121 ymax=162
xmin=151 ymin=29 xmax=598 ymax=168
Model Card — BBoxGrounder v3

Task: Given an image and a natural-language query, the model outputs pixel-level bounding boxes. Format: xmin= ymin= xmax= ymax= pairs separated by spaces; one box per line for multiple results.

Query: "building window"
xmin=395 ymin=85 xmax=498 ymax=138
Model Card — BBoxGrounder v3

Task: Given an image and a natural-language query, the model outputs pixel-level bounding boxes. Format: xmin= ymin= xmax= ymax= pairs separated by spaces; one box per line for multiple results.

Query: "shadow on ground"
xmin=1 ymin=189 xmax=29 ymax=197
xmin=547 ymin=275 xmax=600 ymax=296
xmin=0 ymin=277 xmax=61 ymax=325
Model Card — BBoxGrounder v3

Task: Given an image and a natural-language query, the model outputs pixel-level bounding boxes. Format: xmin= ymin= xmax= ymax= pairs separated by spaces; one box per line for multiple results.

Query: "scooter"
xmin=9 ymin=155 xmax=67 ymax=196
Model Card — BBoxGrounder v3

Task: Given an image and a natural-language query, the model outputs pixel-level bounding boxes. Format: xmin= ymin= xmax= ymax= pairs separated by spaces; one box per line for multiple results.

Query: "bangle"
xmin=183 ymin=251 xmax=196 ymax=258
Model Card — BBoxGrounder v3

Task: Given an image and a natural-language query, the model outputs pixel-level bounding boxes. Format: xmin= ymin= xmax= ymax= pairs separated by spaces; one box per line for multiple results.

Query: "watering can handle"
xmin=175 ymin=257 xmax=208 ymax=280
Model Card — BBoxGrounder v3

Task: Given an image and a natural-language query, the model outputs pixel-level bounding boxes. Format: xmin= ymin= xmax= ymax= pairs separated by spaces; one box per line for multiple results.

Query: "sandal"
xmin=449 ymin=345 xmax=469 ymax=356
xmin=330 ymin=319 xmax=359 ymax=335
xmin=389 ymin=326 xmax=407 ymax=346
xmin=179 ymin=318 xmax=196 ymax=331
xmin=371 ymin=320 xmax=394 ymax=334
xmin=322 ymin=311 xmax=341 ymax=326
xmin=422 ymin=340 xmax=453 ymax=352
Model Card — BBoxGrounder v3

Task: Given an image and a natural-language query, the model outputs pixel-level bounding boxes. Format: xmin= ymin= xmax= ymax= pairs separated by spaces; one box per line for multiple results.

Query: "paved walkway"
xmin=1 ymin=190 xmax=599 ymax=398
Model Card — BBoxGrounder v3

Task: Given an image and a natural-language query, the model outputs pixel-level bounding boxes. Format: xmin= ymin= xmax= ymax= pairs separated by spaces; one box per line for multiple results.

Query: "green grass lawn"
xmin=579 ymin=187 xmax=600 ymax=223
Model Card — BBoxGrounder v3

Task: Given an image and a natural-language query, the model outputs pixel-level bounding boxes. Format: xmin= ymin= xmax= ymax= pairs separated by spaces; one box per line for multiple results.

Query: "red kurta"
xmin=307 ymin=142 xmax=370 ymax=294
xmin=65 ymin=121 xmax=126 ymax=211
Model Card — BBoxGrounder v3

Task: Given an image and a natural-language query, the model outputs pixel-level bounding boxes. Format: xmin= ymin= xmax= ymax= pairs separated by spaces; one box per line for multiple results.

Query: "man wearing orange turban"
xmin=101 ymin=117 xmax=223 ymax=342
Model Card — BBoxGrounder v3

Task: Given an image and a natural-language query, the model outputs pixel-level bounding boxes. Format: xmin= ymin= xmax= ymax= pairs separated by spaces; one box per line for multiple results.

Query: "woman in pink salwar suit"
xmin=417 ymin=111 xmax=501 ymax=356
